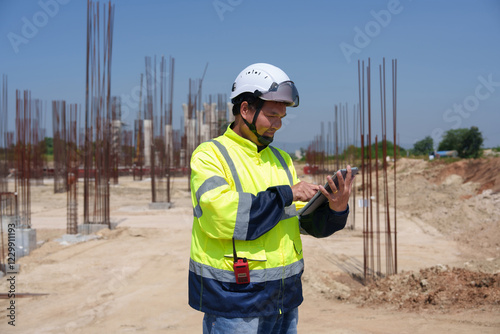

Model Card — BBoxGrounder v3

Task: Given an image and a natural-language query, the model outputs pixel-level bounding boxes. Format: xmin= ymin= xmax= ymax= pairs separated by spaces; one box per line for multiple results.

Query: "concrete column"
xmin=143 ymin=119 xmax=152 ymax=167
xmin=227 ymin=102 xmax=235 ymax=123
xmin=165 ymin=124 xmax=173 ymax=167
xmin=14 ymin=228 xmax=37 ymax=259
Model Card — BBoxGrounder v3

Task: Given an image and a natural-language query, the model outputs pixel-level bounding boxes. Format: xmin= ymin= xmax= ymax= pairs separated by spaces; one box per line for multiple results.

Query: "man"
xmin=188 ymin=63 xmax=354 ymax=333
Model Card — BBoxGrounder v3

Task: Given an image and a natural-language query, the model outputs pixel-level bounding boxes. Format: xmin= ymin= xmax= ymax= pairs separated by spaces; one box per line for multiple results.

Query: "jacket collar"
xmin=225 ymin=123 xmax=268 ymax=155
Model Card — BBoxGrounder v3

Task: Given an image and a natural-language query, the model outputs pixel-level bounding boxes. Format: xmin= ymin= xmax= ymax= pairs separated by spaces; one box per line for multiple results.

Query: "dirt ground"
xmin=0 ymin=157 xmax=499 ymax=333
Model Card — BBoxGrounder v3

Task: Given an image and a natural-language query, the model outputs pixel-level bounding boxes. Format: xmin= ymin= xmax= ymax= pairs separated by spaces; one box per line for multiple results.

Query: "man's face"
xmin=249 ymin=101 xmax=287 ymax=139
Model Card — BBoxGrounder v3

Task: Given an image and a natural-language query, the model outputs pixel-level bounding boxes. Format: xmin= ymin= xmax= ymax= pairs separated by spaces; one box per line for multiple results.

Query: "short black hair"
xmin=231 ymin=93 xmax=265 ymax=116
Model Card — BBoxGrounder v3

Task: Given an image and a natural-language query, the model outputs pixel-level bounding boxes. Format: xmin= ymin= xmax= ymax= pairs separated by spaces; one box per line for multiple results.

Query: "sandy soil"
xmin=0 ymin=157 xmax=499 ymax=333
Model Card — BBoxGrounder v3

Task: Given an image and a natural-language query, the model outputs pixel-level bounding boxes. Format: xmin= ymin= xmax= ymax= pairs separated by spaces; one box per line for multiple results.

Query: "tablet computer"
xmin=297 ymin=167 xmax=358 ymax=217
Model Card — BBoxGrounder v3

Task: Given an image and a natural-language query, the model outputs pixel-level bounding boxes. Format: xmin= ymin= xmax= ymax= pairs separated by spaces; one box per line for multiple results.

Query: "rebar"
xmin=111 ymin=96 xmax=121 ymax=185
xmin=166 ymin=57 xmax=175 ymax=203
xmin=15 ymin=90 xmax=34 ymax=229
xmin=392 ymin=59 xmax=398 ymax=274
xmin=357 ymin=57 xmax=398 ymax=282
xmin=0 ymin=78 xmax=14 ymax=266
xmin=52 ymin=101 xmax=67 ymax=193
xmin=0 ymin=75 xmax=8 ymax=193
xmin=142 ymin=55 xmax=175 ymax=204
xmin=67 ymin=104 xmax=78 ymax=234
xmin=133 ymin=73 xmax=144 ymax=180
xmin=84 ymin=0 xmax=115 ymax=227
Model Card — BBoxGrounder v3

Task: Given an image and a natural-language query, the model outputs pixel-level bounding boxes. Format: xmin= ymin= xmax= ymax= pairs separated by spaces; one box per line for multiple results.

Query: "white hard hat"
xmin=230 ymin=63 xmax=299 ymax=107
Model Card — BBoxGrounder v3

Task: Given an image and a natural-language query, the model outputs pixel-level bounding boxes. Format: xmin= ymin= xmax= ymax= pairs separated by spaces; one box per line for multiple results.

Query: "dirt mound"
xmin=392 ymin=156 xmax=500 ymax=267
xmin=431 ymin=156 xmax=500 ymax=194
xmin=348 ymin=266 xmax=500 ymax=312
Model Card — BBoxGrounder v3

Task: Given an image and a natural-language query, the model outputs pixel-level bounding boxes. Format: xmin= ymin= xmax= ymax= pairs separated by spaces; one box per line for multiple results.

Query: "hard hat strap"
xmin=241 ymin=105 xmax=273 ymax=147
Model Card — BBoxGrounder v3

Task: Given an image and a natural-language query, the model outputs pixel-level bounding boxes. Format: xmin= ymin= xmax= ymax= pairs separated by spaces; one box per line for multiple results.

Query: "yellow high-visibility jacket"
xmin=188 ymin=125 xmax=348 ymax=317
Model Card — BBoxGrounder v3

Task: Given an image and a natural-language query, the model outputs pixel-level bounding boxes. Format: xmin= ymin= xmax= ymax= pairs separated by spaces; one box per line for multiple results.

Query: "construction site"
xmin=0 ymin=1 xmax=499 ymax=333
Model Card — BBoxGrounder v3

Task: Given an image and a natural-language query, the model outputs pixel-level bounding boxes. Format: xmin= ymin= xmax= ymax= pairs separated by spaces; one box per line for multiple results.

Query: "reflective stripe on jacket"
xmin=188 ymin=125 xmax=347 ymax=317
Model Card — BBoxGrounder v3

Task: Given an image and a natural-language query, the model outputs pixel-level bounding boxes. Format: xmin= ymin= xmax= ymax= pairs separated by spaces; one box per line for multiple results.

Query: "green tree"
xmin=438 ymin=128 xmax=468 ymax=151
xmin=412 ymin=136 xmax=433 ymax=155
xmin=370 ymin=141 xmax=407 ymax=158
xmin=44 ymin=137 xmax=53 ymax=155
xmin=458 ymin=126 xmax=483 ymax=158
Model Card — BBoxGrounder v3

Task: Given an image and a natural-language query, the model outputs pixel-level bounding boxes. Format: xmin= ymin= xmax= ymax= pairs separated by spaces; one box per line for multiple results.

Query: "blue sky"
xmin=1 ymin=0 xmax=499 ymax=150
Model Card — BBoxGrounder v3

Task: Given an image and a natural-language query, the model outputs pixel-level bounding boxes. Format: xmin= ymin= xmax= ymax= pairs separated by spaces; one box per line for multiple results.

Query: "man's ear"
xmin=240 ymin=101 xmax=250 ymax=120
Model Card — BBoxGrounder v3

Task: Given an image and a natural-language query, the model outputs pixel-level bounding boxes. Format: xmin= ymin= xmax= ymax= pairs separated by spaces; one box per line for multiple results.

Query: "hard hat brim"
xmin=259 ymin=81 xmax=299 ymax=107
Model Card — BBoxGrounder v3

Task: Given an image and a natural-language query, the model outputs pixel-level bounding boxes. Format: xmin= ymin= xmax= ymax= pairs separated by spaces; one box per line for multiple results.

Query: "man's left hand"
xmin=318 ymin=165 xmax=355 ymax=212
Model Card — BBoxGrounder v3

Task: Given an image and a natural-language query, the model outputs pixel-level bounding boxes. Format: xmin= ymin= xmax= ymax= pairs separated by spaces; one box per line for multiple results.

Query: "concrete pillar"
xmin=204 ymin=102 xmax=217 ymax=139
xmin=196 ymin=110 xmax=204 ymax=144
xmin=187 ymin=118 xmax=196 ymax=156
xmin=1 ymin=215 xmax=17 ymax=231
xmin=180 ymin=149 xmax=186 ymax=169
xmin=227 ymin=102 xmax=235 ymax=123
xmin=14 ymin=228 xmax=37 ymax=259
xmin=112 ymin=120 xmax=121 ymax=153
xmin=143 ymin=119 xmax=152 ymax=167
xmin=201 ymin=124 xmax=210 ymax=143
xmin=165 ymin=124 xmax=173 ymax=167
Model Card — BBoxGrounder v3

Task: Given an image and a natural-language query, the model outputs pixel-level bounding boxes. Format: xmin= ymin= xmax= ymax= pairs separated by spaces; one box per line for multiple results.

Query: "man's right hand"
xmin=291 ymin=181 xmax=319 ymax=202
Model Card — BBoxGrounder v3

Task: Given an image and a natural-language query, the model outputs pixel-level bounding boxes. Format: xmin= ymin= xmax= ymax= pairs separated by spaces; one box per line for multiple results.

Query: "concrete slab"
xmin=148 ymin=202 xmax=172 ymax=210
xmin=77 ymin=222 xmax=118 ymax=235
xmin=54 ymin=234 xmax=101 ymax=246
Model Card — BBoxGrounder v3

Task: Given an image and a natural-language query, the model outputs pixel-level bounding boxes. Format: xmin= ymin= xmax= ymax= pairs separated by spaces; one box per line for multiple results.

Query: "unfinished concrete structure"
xmin=142 ymin=55 xmax=175 ymax=207
xmin=358 ymin=57 xmax=399 ymax=281
xmin=11 ymin=89 xmax=43 ymax=260
xmin=181 ymin=94 xmax=231 ymax=168
xmin=0 ymin=75 xmax=9 ymax=194
xmin=81 ymin=0 xmax=115 ymax=233
xmin=303 ymin=58 xmax=399 ymax=283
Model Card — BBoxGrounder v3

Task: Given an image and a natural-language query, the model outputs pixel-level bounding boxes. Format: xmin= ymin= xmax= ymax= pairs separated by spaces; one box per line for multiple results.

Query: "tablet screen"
xmin=298 ymin=167 xmax=358 ymax=217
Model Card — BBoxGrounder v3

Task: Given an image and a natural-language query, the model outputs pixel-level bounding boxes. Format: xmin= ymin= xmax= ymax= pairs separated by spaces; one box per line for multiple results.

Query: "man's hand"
xmin=291 ymin=181 xmax=319 ymax=202
xmin=319 ymin=165 xmax=355 ymax=212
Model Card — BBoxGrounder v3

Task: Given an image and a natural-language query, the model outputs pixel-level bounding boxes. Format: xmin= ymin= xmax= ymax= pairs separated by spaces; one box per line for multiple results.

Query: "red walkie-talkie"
xmin=232 ymin=238 xmax=250 ymax=284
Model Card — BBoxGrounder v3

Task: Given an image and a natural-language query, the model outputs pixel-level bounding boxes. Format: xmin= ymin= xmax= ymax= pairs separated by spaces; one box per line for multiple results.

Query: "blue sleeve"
xmin=244 ymin=185 xmax=293 ymax=240
xmin=299 ymin=203 xmax=349 ymax=238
